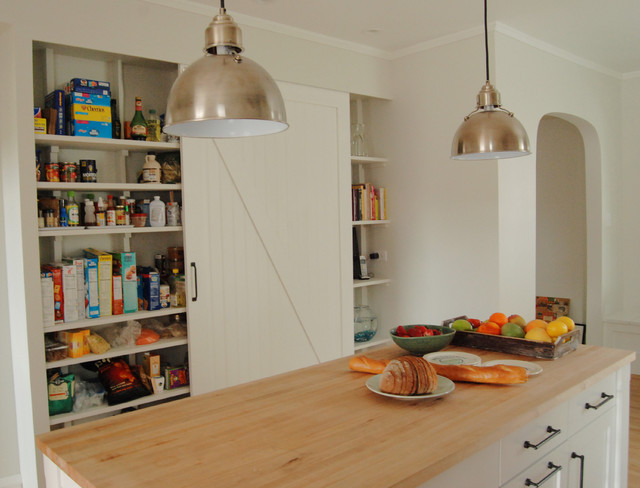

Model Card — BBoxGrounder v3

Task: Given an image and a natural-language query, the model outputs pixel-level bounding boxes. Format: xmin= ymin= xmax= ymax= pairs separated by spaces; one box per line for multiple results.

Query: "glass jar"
xmin=354 ymin=305 xmax=378 ymax=342
xmin=351 ymin=123 xmax=368 ymax=157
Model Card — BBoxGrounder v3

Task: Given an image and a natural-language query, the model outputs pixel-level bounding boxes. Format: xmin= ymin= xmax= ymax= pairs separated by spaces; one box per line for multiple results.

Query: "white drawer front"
xmin=568 ymin=372 xmax=616 ymax=435
xmin=501 ymin=453 xmax=567 ymax=488
xmin=500 ymin=401 xmax=569 ymax=485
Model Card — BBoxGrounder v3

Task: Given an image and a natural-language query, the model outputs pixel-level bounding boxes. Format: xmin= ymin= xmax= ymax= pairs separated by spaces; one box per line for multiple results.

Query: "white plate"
xmin=483 ymin=359 xmax=543 ymax=376
xmin=366 ymin=374 xmax=455 ymax=400
xmin=423 ymin=351 xmax=482 ymax=366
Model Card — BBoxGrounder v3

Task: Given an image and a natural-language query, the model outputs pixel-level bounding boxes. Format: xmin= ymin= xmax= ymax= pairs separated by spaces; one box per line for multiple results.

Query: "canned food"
xmin=60 ymin=162 xmax=77 ymax=182
xmin=45 ymin=162 xmax=60 ymax=182
xmin=115 ymin=205 xmax=127 ymax=225
xmin=79 ymin=159 xmax=97 ymax=183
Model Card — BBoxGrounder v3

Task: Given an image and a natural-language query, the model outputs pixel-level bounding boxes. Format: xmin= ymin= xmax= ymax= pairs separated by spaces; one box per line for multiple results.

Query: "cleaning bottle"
xmin=149 ymin=195 xmax=166 ymax=227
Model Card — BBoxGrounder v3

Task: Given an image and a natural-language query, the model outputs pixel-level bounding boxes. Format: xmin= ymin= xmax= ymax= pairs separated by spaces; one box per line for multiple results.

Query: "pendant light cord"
xmin=220 ymin=0 xmax=225 ymax=10
xmin=484 ymin=0 xmax=490 ymax=83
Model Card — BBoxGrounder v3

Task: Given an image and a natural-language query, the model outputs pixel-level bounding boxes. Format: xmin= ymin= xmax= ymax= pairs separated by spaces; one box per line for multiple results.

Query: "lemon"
xmin=556 ymin=316 xmax=575 ymax=331
xmin=525 ymin=327 xmax=553 ymax=343
xmin=546 ymin=320 xmax=569 ymax=338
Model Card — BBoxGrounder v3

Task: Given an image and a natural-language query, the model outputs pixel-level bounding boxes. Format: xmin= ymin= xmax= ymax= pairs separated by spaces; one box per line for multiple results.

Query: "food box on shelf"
xmin=442 ymin=316 xmax=583 ymax=360
xmin=536 ymin=296 xmax=570 ymax=322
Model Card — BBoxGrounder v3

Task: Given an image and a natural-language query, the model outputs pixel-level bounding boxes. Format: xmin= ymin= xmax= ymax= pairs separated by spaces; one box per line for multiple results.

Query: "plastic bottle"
xmin=66 ymin=191 xmax=80 ymax=226
xmin=84 ymin=199 xmax=96 ymax=226
xmin=130 ymin=96 xmax=147 ymax=141
xmin=149 ymin=196 xmax=166 ymax=227
xmin=146 ymin=109 xmax=161 ymax=142
xmin=142 ymin=152 xmax=162 ymax=183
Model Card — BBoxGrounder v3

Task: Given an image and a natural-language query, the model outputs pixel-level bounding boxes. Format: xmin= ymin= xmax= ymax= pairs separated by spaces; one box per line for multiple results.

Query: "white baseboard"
xmin=603 ymin=320 xmax=640 ymax=374
xmin=0 ymin=474 xmax=21 ymax=488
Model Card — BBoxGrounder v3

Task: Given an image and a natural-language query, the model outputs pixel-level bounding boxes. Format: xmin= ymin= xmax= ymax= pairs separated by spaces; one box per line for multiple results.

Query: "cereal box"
xmin=83 ymin=249 xmax=112 ymax=316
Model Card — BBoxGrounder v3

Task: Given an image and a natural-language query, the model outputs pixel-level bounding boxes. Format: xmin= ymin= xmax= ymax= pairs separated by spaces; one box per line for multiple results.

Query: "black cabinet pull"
xmin=571 ymin=452 xmax=585 ymax=488
xmin=525 ymin=462 xmax=562 ymax=487
xmin=585 ymin=392 xmax=614 ymax=410
xmin=523 ymin=426 xmax=561 ymax=450
xmin=190 ymin=262 xmax=198 ymax=302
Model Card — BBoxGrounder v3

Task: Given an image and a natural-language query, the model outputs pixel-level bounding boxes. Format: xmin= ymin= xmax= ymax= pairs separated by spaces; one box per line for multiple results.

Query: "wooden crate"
xmin=442 ymin=317 xmax=583 ymax=359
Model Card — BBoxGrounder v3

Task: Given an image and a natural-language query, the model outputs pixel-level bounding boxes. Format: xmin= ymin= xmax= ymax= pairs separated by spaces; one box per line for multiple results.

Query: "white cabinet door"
xmin=182 ymin=82 xmax=352 ymax=394
xmin=565 ymin=408 xmax=616 ymax=488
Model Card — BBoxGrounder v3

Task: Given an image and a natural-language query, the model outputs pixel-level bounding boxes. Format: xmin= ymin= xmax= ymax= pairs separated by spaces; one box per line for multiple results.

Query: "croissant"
xmin=379 ymin=356 xmax=438 ymax=395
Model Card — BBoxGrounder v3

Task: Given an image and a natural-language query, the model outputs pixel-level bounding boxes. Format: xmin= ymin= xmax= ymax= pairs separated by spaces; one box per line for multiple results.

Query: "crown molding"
xmin=141 ymin=0 xmax=393 ymax=59
xmin=142 ymin=0 xmax=630 ymax=77
xmin=494 ymin=22 xmax=623 ymax=80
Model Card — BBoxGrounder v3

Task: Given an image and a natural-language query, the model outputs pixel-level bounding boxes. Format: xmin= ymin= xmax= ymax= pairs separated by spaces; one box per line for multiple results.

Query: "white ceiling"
xmin=184 ymin=0 xmax=640 ymax=76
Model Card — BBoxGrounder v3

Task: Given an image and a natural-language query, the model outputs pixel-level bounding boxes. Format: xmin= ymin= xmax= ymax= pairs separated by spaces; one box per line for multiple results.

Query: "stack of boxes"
xmin=66 ymin=78 xmax=112 ymax=138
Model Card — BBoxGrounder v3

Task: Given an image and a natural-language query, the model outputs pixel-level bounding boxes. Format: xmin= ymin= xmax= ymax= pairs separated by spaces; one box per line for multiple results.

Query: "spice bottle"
xmin=106 ymin=195 xmax=116 ymax=226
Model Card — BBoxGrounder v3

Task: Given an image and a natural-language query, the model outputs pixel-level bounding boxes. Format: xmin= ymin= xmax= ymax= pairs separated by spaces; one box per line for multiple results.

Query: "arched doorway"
xmin=536 ymin=114 xmax=603 ymax=344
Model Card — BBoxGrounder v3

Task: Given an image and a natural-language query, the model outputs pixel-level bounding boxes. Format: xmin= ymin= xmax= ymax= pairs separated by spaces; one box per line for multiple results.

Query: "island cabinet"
xmin=36 ymin=344 xmax=634 ymax=488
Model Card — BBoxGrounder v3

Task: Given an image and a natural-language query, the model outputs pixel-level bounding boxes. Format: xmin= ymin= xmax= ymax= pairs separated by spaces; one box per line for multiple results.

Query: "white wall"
xmin=620 ymin=76 xmax=640 ymax=319
xmin=536 ymin=116 xmax=587 ymax=323
xmin=495 ymin=30 xmax=623 ymax=345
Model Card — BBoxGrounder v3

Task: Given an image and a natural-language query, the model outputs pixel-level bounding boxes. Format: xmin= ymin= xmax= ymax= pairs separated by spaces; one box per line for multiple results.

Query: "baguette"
xmin=348 ymin=356 xmax=390 ymax=375
xmin=428 ymin=362 xmax=527 ymax=385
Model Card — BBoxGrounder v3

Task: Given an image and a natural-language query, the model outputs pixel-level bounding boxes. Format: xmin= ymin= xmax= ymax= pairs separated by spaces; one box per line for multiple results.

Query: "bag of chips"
xmin=96 ymin=358 xmax=151 ymax=406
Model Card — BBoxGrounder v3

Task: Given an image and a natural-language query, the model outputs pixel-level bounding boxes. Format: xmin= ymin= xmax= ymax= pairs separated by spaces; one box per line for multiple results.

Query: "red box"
xmin=41 ymin=265 xmax=63 ymax=323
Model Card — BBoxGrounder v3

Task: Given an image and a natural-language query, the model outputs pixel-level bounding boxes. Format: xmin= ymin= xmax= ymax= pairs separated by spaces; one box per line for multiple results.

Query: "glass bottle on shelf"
xmin=351 ymin=123 xmax=368 ymax=157
xmin=66 ymin=191 xmax=79 ymax=227
xmin=111 ymin=99 xmax=121 ymax=139
xmin=130 ymin=96 xmax=148 ymax=141
xmin=106 ymin=194 xmax=116 ymax=226
xmin=146 ymin=109 xmax=161 ymax=142
xmin=354 ymin=305 xmax=378 ymax=342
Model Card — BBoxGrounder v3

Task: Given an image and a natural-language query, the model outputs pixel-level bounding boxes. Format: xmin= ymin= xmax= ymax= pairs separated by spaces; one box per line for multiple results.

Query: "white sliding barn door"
xmin=182 ymin=82 xmax=352 ymax=394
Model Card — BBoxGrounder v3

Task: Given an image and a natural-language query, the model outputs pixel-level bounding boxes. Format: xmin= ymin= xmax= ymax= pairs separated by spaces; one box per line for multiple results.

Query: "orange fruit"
xmin=546 ymin=320 xmax=569 ymax=339
xmin=525 ymin=319 xmax=548 ymax=333
xmin=477 ymin=321 xmax=501 ymax=335
xmin=556 ymin=316 xmax=575 ymax=331
xmin=489 ymin=312 xmax=508 ymax=327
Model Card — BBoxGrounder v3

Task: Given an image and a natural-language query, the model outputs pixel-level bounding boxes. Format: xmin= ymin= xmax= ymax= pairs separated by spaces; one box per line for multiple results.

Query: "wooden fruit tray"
xmin=442 ymin=317 xmax=583 ymax=360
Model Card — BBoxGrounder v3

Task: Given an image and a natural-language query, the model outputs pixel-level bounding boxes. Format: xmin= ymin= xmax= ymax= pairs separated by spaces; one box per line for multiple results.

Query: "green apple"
xmin=451 ymin=319 xmax=473 ymax=331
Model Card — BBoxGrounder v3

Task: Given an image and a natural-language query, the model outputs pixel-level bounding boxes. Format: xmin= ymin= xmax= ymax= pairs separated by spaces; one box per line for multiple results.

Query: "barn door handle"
xmin=190 ymin=262 xmax=198 ymax=302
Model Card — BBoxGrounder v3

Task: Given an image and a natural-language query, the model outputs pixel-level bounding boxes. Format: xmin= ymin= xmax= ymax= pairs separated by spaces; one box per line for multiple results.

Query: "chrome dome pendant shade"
xmin=451 ymin=0 xmax=530 ymax=159
xmin=164 ymin=2 xmax=288 ymax=138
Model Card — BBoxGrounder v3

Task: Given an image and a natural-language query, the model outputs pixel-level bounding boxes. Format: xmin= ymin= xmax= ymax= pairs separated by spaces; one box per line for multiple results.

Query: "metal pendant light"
xmin=451 ymin=0 xmax=530 ymax=159
xmin=164 ymin=0 xmax=288 ymax=138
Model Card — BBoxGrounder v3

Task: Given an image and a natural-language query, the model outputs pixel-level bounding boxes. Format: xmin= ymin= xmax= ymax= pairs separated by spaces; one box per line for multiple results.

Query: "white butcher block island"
xmin=37 ymin=344 xmax=634 ymax=487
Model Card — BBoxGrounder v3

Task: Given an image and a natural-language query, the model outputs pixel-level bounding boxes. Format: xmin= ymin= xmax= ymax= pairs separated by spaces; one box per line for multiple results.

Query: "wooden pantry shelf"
xmin=44 ymin=308 xmax=187 ymax=333
xmin=38 ymin=225 xmax=182 ymax=237
xmin=45 ymin=337 xmax=188 ymax=369
xmin=353 ymin=277 xmax=391 ymax=288
xmin=49 ymin=386 xmax=190 ymax=426
xmin=37 ymin=182 xmax=182 ymax=192
xmin=35 ymin=133 xmax=180 ymax=152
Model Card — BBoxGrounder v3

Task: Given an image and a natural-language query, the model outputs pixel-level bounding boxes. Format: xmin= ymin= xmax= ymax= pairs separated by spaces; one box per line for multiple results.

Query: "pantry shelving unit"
xmin=33 ymin=41 xmax=190 ymax=428
xmin=350 ymin=96 xmax=393 ymax=351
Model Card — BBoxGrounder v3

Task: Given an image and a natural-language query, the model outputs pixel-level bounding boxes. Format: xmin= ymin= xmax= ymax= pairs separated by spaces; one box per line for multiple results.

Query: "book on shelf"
xmin=351 ymin=183 xmax=387 ymax=221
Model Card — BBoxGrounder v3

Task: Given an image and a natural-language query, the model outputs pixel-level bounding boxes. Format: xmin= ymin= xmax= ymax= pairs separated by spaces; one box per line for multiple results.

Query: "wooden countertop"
xmin=37 ymin=344 xmax=635 ymax=488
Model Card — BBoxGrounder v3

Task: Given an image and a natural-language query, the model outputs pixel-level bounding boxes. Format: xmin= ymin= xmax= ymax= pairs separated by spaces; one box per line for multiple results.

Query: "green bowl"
xmin=390 ymin=325 xmax=456 ymax=355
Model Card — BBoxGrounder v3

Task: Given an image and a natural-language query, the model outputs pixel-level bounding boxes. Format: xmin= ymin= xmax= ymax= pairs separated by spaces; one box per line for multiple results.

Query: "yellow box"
xmin=57 ymin=330 xmax=90 ymax=358
xmin=34 ymin=117 xmax=47 ymax=133
xmin=144 ymin=353 xmax=161 ymax=377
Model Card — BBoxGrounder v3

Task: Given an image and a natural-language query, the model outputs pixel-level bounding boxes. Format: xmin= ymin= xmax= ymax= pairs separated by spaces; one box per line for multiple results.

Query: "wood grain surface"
xmin=37 ymin=344 xmax=635 ymax=488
